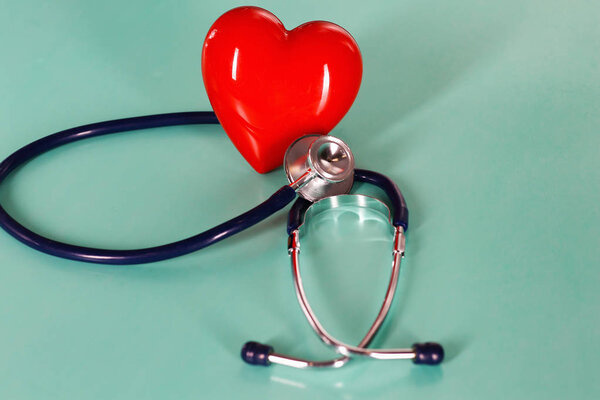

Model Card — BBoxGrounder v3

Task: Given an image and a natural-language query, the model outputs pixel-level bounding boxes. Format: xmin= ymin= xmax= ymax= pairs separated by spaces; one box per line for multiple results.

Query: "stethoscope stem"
xmin=288 ymin=169 xmax=316 ymax=191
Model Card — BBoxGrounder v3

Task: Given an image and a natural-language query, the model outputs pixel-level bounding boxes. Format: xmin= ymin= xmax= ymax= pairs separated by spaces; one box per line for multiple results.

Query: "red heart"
xmin=202 ymin=6 xmax=362 ymax=173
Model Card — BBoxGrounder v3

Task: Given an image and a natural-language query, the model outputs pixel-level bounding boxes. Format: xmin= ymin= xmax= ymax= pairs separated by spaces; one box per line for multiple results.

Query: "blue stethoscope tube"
xmin=0 ymin=112 xmax=407 ymax=265
xmin=0 ymin=112 xmax=297 ymax=264
xmin=0 ymin=112 xmax=443 ymax=367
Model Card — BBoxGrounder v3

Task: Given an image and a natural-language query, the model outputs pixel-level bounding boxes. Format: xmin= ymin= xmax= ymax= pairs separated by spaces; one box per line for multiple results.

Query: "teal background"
xmin=1 ymin=0 xmax=599 ymax=398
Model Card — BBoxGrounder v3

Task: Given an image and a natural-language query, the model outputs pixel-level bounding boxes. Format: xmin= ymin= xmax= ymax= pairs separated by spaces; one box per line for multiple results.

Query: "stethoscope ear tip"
xmin=241 ymin=341 xmax=273 ymax=366
xmin=412 ymin=342 xmax=444 ymax=365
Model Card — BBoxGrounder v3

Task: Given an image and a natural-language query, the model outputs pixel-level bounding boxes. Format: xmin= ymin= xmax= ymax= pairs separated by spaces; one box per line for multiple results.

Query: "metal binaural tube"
xmin=289 ymin=227 xmax=416 ymax=360
xmin=242 ymin=219 xmax=443 ymax=368
xmin=284 ymin=135 xmax=355 ymax=202
xmin=263 ymin=227 xmax=412 ymax=369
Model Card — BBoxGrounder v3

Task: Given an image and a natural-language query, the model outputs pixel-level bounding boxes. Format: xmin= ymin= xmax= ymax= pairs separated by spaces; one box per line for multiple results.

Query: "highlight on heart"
xmin=202 ymin=6 xmax=362 ymax=173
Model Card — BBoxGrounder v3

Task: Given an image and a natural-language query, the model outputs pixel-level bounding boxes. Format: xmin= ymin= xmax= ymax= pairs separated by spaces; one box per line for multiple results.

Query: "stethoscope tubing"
xmin=1 ymin=111 xmax=444 ymax=367
xmin=0 ymin=112 xmax=296 ymax=264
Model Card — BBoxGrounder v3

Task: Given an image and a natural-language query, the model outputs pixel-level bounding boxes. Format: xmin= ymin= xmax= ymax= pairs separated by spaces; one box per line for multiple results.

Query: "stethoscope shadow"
xmin=336 ymin=1 xmax=523 ymax=153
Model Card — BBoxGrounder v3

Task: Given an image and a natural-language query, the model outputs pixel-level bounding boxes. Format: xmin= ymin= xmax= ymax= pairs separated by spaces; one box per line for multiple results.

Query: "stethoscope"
xmin=0 ymin=111 xmax=443 ymax=368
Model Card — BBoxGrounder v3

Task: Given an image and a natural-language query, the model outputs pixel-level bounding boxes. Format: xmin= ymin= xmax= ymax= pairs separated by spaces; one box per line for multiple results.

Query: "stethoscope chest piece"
xmin=284 ymin=135 xmax=355 ymax=202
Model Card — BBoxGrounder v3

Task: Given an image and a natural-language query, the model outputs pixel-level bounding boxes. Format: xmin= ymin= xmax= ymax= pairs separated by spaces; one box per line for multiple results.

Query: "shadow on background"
xmin=338 ymin=1 xmax=524 ymax=158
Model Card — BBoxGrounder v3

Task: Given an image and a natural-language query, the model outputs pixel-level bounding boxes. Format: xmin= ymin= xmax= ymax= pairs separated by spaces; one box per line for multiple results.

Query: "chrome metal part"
xmin=287 ymin=230 xmax=300 ymax=255
xmin=284 ymin=135 xmax=354 ymax=202
xmin=267 ymin=195 xmax=415 ymax=369
xmin=393 ymin=226 xmax=405 ymax=257
xmin=291 ymin=230 xmax=414 ymax=360
xmin=268 ymin=352 xmax=348 ymax=369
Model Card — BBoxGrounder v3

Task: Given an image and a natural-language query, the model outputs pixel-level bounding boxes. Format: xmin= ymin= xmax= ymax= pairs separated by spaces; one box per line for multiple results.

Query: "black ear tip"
xmin=412 ymin=342 xmax=444 ymax=365
xmin=241 ymin=341 xmax=273 ymax=366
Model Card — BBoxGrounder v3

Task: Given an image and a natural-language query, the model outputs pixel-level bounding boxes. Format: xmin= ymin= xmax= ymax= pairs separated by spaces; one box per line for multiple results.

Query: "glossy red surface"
xmin=202 ymin=6 xmax=362 ymax=173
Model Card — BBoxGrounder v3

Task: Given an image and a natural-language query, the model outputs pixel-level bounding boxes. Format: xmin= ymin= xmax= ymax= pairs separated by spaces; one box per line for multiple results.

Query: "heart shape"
xmin=202 ymin=6 xmax=362 ymax=173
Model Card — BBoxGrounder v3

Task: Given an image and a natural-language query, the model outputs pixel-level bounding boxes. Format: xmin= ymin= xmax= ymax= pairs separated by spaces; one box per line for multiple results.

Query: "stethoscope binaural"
xmin=0 ymin=111 xmax=444 ymax=368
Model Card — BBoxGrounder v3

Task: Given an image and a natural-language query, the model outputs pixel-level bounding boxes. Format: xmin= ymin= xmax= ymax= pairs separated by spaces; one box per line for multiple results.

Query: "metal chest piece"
xmin=284 ymin=134 xmax=355 ymax=202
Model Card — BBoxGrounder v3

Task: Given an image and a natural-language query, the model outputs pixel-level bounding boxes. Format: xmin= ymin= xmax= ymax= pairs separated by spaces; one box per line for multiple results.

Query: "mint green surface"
xmin=1 ymin=0 xmax=599 ymax=398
